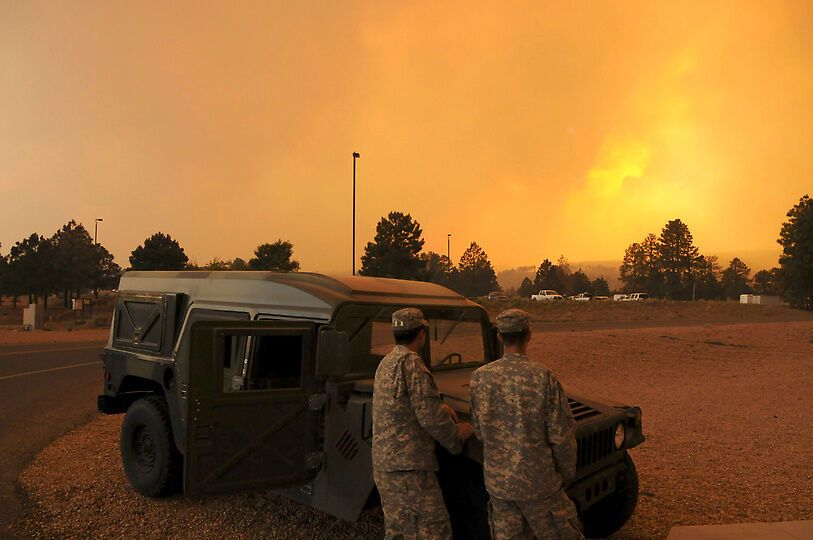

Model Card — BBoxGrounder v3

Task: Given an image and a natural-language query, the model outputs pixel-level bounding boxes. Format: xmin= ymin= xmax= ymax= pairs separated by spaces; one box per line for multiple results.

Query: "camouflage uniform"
xmin=470 ymin=309 xmax=583 ymax=540
xmin=372 ymin=308 xmax=465 ymax=540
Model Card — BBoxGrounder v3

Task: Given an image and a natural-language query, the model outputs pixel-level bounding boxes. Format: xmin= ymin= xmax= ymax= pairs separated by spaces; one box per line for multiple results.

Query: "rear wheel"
xmin=120 ymin=395 xmax=181 ymax=497
xmin=580 ymin=452 xmax=639 ymax=538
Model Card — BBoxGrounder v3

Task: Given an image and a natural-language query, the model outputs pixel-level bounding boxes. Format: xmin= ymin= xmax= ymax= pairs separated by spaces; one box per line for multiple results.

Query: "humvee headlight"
xmin=614 ymin=423 xmax=625 ymax=449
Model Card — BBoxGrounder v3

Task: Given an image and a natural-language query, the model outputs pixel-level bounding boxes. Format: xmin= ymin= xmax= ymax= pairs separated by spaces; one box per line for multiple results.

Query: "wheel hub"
xmin=133 ymin=426 xmax=157 ymax=472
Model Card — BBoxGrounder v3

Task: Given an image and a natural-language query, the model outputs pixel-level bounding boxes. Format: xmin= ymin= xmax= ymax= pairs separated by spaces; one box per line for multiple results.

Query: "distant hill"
xmin=497 ymin=261 xmax=622 ymax=292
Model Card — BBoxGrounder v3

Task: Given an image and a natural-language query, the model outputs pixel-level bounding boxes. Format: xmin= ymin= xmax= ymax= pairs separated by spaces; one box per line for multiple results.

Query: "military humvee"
xmin=98 ymin=272 xmax=644 ymax=538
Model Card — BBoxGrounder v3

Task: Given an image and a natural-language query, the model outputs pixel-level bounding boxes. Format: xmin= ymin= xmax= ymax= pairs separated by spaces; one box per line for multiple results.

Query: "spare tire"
xmin=120 ymin=395 xmax=181 ymax=497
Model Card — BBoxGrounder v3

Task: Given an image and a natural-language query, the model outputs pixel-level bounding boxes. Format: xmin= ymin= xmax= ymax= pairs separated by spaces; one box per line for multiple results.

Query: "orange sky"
xmin=1 ymin=1 xmax=811 ymax=273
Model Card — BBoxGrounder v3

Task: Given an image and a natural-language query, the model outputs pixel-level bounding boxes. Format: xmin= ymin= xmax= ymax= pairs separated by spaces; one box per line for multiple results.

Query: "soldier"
xmin=373 ymin=308 xmax=476 ymax=540
xmin=470 ymin=309 xmax=583 ymax=540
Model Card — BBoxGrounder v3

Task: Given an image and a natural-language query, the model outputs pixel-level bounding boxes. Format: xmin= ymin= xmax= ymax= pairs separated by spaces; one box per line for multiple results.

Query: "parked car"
xmin=622 ymin=293 xmax=649 ymax=301
xmin=570 ymin=292 xmax=592 ymax=302
xmin=613 ymin=294 xmax=628 ymax=301
xmin=593 ymin=296 xmax=609 ymax=301
xmin=531 ymin=289 xmax=564 ymax=301
xmin=487 ymin=292 xmax=508 ymax=300
xmin=98 ymin=271 xmax=644 ymax=539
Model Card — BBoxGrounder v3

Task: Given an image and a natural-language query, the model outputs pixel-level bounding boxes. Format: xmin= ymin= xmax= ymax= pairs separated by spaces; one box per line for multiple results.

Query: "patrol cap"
xmin=495 ymin=308 xmax=530 ymax=334
xmin=392 ymin=308 xmax=428 ymax=331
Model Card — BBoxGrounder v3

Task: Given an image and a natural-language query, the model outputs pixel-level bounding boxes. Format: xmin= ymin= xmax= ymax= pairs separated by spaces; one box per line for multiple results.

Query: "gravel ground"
xmin=10 ymin=321 xmax=813 ymax=539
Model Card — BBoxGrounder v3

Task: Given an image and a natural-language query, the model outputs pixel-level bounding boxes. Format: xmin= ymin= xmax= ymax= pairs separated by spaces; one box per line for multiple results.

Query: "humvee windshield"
xmin=333 ymin=305 xmax=487 ymax=376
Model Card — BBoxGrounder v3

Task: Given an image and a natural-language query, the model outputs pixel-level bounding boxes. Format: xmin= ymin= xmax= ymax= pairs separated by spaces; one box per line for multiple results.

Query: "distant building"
xmin=739 ymin=294 xmax=782 ymax=305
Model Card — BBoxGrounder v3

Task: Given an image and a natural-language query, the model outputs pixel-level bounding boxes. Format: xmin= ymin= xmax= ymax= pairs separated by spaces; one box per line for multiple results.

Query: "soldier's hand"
xmin=457 ymin=421 xmax=475 ymax=440
xmin=442 ymin=403 xmax=460 ymax=423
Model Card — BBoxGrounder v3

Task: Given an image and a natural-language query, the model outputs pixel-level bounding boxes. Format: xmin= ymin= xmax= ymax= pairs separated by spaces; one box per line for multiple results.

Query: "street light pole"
xmin=94 ymin=218 xmax=103 ymax=245
xmin=352 ymin=152 xmax=360 ymax=275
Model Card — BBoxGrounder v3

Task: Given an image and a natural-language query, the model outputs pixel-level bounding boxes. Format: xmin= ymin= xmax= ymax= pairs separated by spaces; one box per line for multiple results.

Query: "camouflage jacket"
xmin=372 ymin=345 xmax=464 ymax=472
xmin=470 ymin=353 xmax=577 ymax=500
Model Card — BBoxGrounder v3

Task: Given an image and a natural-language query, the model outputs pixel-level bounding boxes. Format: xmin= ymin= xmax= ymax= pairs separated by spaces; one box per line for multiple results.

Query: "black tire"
xmin=580 ymin=452 xmax=639 ymax=538
xmin=120 ymin=395 xmax=181 ymax=497
xmin=436 ymin=447 xmax=491 ymax=540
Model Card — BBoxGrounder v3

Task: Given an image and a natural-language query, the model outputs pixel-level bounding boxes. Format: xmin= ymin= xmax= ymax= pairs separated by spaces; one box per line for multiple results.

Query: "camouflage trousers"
xmin=373 ymin=469 xmax=452 ymax=540
xmin=488 ymin=489 xmax=584 ymax=540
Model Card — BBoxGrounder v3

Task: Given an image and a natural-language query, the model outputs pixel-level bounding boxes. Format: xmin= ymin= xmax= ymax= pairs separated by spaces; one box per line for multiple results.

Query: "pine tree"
xmin=457 ymin=242 xmax=499 ymax=297
xmin=359 ymin=212 xmax=425 ymax=279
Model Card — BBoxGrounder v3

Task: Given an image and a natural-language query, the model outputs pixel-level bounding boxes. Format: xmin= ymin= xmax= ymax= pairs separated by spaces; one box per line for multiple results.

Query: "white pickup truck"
xmin=621 ymin=292 xmax=649 ymax=301
xmin=531 ymin=289 xmax=563 ymax=301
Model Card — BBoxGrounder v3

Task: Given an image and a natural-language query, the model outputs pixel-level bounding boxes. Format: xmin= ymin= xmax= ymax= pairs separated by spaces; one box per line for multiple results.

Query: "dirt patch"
xmin=10 ymin=321 xmax=813 ymax=539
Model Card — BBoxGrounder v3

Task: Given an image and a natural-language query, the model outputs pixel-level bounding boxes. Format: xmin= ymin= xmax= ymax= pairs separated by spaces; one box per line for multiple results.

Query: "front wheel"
xmin=580 ymin=452 xmax=639 ymax=538
xmin=120 ymin=395 xmax=182 ymax=497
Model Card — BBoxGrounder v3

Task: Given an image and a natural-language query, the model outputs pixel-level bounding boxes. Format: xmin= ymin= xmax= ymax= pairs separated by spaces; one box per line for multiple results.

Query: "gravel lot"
xmin=10 ymin=321 xmax=813 ymax=539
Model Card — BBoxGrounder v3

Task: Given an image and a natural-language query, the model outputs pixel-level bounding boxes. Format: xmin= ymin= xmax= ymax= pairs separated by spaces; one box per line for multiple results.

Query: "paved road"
xmin=0 ymin=340 xmax=106 ymax=537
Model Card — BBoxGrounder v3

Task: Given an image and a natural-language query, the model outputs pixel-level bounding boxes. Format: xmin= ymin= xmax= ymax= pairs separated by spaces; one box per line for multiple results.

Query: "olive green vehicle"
xmin=98 ymin=272 xmax=645 ymax=538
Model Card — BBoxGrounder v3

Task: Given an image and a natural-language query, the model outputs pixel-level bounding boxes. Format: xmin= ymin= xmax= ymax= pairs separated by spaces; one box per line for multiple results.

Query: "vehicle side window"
xmin=175 ymin=308 xmax=249 ymax=379
xmin=225 ymin=334 xmax=304 ymax=391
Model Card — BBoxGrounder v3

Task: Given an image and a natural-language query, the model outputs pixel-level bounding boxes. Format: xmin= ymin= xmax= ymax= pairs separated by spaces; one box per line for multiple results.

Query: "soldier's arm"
xmin=546 ymin=376 xmax=577 ymax=482
xmin=403 ymin=356 xmax=466 ymax=454
xmin=469 ymin=373 xmax=484 ymax=443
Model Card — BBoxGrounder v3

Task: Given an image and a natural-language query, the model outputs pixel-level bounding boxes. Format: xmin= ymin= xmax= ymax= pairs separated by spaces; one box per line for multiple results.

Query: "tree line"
xmin=0 ymin=227 xmax=302 ymax=308
xmin=0 ymin=221 xmax=120 ymax=308
xmin=358 ymin=211 xmax=500 ymax=297
xmin=129 ymin=233 xmax=301 ymax=273
xmin=126 ymin=213 xmax=502 ymax=298
xmin=617 ymin=195 xmax=813 ymax=309
xmin=515 ymin=257 xmax=611 ymax=298
xmin=2 ymin=194 xmax=809 ymax=309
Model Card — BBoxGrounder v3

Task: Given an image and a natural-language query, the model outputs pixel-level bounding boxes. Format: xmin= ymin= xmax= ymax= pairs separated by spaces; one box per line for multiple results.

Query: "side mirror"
xmin=316 ymin=328 xmax=350 ymax=378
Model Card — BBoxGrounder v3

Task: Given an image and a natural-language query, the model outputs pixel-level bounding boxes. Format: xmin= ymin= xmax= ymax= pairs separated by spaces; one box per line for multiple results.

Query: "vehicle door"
xmin=184 ymin=320 xmax=321 ymax=495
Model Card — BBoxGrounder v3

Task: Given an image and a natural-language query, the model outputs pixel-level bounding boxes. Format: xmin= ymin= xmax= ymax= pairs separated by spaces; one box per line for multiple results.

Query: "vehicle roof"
xmin=119 ymin=271 xmax=480 ymax=320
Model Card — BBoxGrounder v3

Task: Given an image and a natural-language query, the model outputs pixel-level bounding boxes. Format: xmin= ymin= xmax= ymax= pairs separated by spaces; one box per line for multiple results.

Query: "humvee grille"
xmin=576 ymin=426 xmax=614 ymax=469
xmin=336 ymin=430 xmax=359 ymax=461
xmin=568 ymin=398 xmax=601 ymax=422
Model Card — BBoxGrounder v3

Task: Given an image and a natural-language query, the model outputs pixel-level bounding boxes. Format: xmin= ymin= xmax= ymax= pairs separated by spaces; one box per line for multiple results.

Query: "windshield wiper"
xmin=440 ymin=311 xmax=465 ymax=345
xmin=348 ymin=307 xmax=387 ymax=344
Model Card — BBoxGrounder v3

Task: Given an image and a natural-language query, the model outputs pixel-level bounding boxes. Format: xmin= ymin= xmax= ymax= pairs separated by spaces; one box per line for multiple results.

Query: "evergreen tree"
xmin=658 ymin=219 xmax=700 ymax=299
xmin=533 ymin=259 xmax=567 ymax=293
xmin=692 ymin=255 xmax=723 ymax=300
xmin=359 ymin=212 xmax=425 ymax=279
xmin=721 ymin=258 xmax=752 ymax=300
xmin=517 ymin=277 xmax=536 ymax=298
xmin=457 ymin=242 xmax=499 ymax=297
xmin=569 ymin=269 xmax=591 ymax=296
xmin=51 ymin=221 xmax=98 ymax=306
xmin=420 ymin=251 xmax=458 ymax=290
xmin=130 ymin=233 xmax=189 ymax=271
xmin=590 ymin=277 xmax=611 ymax=296
xmin=249 ymin=240 xmax=300 ymax=272
xmin=230 ymin=258 xmax=249 ymax=271
xmin=778 ymin=195 xmax=813 ymax=309
xmin=752 ymin=268 xmax=781 ymax=296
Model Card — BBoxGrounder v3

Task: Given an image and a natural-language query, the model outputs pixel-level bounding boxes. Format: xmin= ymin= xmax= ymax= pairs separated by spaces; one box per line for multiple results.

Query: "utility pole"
xmin=447 ymin=234 xmax=451 ymax=263
xmin=94 ymin=218 xmax=103 ymax=244
xmin=352 ymin=152 xmax=360 ymax=275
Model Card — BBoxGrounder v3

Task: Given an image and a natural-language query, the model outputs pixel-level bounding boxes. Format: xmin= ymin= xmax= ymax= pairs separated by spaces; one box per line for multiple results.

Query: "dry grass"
xmin=479 ymin=298 xmax=813 ymax=324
